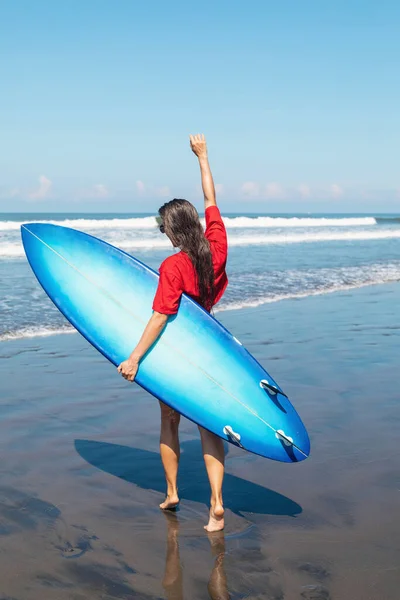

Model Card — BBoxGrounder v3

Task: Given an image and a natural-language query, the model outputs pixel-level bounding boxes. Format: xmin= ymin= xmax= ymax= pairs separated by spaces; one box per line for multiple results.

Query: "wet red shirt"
xmin=152 ymin=205 xmax=228 ymax=314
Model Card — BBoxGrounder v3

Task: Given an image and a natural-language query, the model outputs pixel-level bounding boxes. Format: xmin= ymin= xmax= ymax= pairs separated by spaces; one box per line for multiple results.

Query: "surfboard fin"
xmin=223 ymin=425 xmax=244 ymax=448
xmin=260 ymin=379 xmax=288 ymax=398
xmin=275 ymin=429 xmax=294 ymax=446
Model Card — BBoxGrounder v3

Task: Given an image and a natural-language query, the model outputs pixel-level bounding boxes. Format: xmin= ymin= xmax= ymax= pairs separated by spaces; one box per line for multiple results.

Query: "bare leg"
xmin=198 ymin=426 xmax=225 ymax=531
xmin=159 ymin=401 xmax=181 ymax=510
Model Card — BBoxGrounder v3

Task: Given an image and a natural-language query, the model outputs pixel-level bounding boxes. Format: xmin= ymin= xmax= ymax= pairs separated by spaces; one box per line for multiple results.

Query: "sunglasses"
xmin=155 ymin=216 xmax=165 ymax=234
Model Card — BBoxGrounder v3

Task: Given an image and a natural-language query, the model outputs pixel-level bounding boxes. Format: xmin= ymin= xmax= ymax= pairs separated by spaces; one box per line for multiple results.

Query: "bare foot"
xmin=160 ymin=495 xmax=180 ymax=511
xmin=204 ymin=503 xmax=224 ymax=532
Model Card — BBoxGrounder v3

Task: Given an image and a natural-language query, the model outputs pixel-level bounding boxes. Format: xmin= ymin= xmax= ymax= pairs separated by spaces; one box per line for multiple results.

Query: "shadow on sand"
xmin=75 ymin=439 xmax=302 ymax=518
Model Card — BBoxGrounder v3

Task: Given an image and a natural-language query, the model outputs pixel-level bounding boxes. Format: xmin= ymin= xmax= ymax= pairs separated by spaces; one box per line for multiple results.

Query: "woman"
xmin=118 ymin=134 xmax=228 ymax=532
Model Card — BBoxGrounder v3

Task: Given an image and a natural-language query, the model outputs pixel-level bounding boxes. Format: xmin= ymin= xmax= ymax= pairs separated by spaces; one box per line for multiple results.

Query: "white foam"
xmin=0 ymin=216 xmax=159 ymax=231
xmin=2 ymin=260 xmax=400 ymax=341
xmin=216 ymin=279 xmax=397 ymax=313
xmin=222 ymin=216 xmax=377 ymax=228
xmin=228 ymin=229 xmax=400 ymax=246
xmin=117 ymin=228 xmax=400 ymax=249
xmin=1 ymin=273 xmax=397 ymax=342
xmin=0 ymin=326 xmax=75 ymax=342
xmin=3 ymin=227 xmax=400 ymax=258
xmin=0 ymin=244 xmax=26 ymax=257
xmin=0 ymin=215 xmax=377 ymax=232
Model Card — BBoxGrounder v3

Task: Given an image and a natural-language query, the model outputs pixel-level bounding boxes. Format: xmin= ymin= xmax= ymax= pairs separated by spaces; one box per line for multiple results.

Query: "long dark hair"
xmin=159 ymin=199 xmax=215 ymax=310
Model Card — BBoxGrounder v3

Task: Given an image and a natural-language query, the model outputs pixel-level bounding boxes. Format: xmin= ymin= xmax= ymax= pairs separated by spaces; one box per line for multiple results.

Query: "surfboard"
xmin=21 ymin=223 xmax=310 ymax=463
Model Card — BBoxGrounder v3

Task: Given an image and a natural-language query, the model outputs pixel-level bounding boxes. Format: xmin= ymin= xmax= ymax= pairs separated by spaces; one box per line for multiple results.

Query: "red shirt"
xmin=152 ymin=205 xmax=228 ymax=314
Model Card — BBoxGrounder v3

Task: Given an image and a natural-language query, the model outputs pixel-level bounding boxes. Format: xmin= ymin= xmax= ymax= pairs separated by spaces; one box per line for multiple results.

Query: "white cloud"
xmin=75 ymin=183 xmax=110 ymax=200
xmin=241 ymin=181 xmax=260 ymax=197
xmin=0 ymin=186 xmax=20 ymax=199
xmin=155 ymin=185 xmax=171 ymax=198
xmin=91 ymin=184 xmax=109 ymax=198
xmin=330 ymin=183 xmax=344 ymax=198
xmin=215 ymin=183 xmax=224 ymax=195
xmin=136 ymin=180 xmax=145 ymax=193
xmin=135 ymin=180 xmax=171 ymax=198
xmin=265 ymin=182 xmax=285 ymax=199
xmin=298 ymin=183 xmax=311 ymax=198
xmin=28 ymin=175 xmax=52 ymax=200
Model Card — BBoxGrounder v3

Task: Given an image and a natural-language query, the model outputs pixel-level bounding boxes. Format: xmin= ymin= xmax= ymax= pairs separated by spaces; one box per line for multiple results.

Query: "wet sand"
xmin=0 ymin=283 xmax=399 ymax=599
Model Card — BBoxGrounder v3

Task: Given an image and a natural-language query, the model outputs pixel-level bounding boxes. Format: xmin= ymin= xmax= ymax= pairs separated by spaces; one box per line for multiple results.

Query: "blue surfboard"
xmin=21 ymin=223 xmax=310 ymax=463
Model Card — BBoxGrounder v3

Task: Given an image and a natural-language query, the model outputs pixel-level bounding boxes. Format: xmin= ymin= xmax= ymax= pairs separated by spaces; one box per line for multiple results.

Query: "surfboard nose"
xmin=21 ymin=222 xmax=50 ymax=237
xmin=21 ymin=223 xmax=75 ymax=259
xmin=21 ymin=222 xmax=46 ymax=247
xmin=21 ymin=223 xmax=43 ymax=256
xmin=22 ymin=223 xmax=39 ymax=233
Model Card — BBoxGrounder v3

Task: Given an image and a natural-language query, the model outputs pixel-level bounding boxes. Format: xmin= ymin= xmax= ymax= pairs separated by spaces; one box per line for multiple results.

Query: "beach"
xmin=1 ymin=282 xmax=399 ymax=599
xmin=2 ymin=0 xmax=400 ymax=595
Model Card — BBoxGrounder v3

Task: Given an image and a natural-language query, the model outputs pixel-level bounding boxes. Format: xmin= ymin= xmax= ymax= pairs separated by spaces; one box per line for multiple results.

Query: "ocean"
xmin=1 ymin=211 xmax=400 ymax=341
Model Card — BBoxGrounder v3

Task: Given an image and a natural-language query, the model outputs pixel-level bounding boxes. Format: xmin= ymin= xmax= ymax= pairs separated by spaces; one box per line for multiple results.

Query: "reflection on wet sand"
xmin=207 ymin=528 xmax=230 ymax=600
xmin=162 ymin=512 xmax=183 ymax=600
xmin=162 ymin=511 xmax=230 ymax=600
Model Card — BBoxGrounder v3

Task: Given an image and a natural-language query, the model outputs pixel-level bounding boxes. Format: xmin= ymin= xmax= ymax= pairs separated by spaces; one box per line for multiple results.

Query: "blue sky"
xmin=0 ymin=0 xmax=399 ymax=213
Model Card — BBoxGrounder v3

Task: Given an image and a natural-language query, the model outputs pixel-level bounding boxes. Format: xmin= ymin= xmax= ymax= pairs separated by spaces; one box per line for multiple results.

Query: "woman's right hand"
xmin=190 ymin=133 xmax=208 ymax=159
xmin=117 ymin=357 xmax=139 ymax=382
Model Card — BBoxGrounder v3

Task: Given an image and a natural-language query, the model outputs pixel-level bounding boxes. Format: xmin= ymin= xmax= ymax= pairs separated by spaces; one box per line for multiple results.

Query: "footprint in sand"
xmin=61 ymin=544 xmax=89 ymax=559
xmin=53 ymin=519 xmax=97 ymax=559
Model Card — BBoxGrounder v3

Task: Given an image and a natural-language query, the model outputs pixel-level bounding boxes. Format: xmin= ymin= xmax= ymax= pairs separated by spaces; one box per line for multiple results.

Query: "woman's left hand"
xmin=117 ymin=358 xmax=139 ymax=382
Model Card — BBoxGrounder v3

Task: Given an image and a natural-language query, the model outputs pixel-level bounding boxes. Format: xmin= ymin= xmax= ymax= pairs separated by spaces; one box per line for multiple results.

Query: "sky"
xmin=0 ymin=0 xmax=399 ymax=213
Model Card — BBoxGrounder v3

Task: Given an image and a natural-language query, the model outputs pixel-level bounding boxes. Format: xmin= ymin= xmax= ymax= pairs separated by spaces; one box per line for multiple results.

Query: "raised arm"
xmin=190 ymin=134 xmax=217 ymax=209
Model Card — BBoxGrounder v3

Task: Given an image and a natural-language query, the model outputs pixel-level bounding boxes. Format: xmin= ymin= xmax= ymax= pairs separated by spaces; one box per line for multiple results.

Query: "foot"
xmin=204 ymin=503 xmax=224 ymax=532
xmin=160 ymin=494 xmax=180 ymax=511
